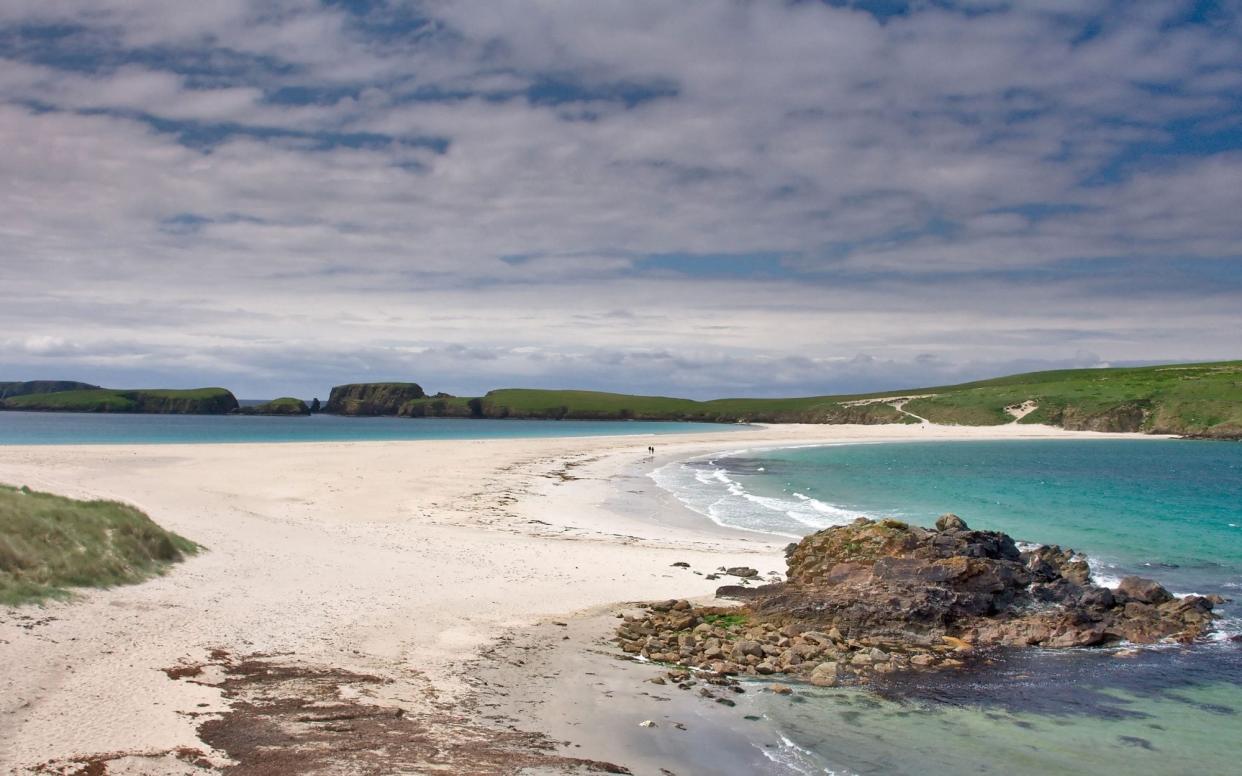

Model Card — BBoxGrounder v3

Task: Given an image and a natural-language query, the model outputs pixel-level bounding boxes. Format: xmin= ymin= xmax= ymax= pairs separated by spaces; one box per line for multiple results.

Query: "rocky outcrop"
xmin=617 ymin=515 xmax=1216 ymax=686
xmin=1045 ymin=403 xmax=1149 ymax=433
xmin=325 ymin=383 xmax=425 ymax=416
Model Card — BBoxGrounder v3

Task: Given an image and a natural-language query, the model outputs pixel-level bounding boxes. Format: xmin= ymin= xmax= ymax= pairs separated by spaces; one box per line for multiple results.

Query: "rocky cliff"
xmin=616 ymin=515 xmax=1218 ymax=687
xmin=325 ymin=383 xmax=425 ymax=416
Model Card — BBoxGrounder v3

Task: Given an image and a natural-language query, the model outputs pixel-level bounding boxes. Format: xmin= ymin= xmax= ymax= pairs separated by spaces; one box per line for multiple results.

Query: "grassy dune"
xmin=0 ymin=484 xmax=199 ymax=606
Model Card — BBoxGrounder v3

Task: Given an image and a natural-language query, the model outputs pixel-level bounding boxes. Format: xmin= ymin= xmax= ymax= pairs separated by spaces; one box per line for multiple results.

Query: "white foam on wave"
xmin=648 ymin=451 xmax=869 ymax=538
xmin=757 ymin=734 xmax=850 ymax=775
xmin=1086 ymin=555 xmax=1124 ymax=589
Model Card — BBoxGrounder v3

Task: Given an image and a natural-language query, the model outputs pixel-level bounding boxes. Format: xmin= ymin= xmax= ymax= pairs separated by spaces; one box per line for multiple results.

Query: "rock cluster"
xmin=616 ymin=599 xmax=953 ymax=687
xmin=616 ymin=515 xmax=1218 ymax=686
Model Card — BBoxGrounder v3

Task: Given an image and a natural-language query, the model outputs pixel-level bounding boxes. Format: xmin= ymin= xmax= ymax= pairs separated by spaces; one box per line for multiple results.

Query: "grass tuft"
xmin=702 ymin=612 xmax=749 ymax=628
xmin=0 ymin=484 xmax=200 ymax=606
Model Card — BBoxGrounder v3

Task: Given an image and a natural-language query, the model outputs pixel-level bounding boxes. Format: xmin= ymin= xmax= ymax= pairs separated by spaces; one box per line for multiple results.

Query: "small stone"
xmin=648 ymin=676 xmax=667 ymax=685
xmin=768 ymin=683 xmax=793 ymax=695
xmin=715 ymin=697 xmax=736 ymax=707
xmin=671 ymin=562 xmax=690 ymax=568
xmin=639 ymin=720 xmax=657 ymax=728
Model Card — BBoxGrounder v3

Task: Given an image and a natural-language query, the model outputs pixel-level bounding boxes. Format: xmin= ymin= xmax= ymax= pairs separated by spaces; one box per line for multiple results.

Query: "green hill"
xmin=0 ymin=386 xmax=239 ymax=414
xmin=0 ymin=484 xmax=199 ymax=605
xmin=392 ymin=361 xmax=1242 ymax=438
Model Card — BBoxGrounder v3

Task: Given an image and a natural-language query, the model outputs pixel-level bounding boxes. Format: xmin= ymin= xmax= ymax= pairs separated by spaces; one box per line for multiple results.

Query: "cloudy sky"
xmin=1 ymin=0 xmax=1240 ymax=399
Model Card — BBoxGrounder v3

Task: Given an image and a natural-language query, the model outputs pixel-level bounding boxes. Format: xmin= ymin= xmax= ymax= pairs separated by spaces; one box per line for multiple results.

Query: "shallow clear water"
xmin=651 ymin=439 xmax=1242 ymax=775
xmin=0 ymin=411 xmax=737 ymax=445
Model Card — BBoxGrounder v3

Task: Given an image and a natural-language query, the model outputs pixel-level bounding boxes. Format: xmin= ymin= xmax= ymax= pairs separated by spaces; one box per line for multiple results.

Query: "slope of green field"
xmin=901 ymin=362 xmax=1242 ymax=436
xmin=0 ymin=484 xmax=199 ymax=605
xmin=445 ymin=361 xmax=1241 ymax=436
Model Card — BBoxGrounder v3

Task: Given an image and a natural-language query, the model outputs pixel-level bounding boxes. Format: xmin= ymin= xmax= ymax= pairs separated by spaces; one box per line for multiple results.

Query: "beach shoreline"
xmin=0 ymin=423 xmax=1172 ymax=773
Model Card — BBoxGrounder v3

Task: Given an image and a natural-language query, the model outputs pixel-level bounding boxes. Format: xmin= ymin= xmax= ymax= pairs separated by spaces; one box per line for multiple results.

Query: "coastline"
xmin=0 ymin=423 xmax=1173 ymax=773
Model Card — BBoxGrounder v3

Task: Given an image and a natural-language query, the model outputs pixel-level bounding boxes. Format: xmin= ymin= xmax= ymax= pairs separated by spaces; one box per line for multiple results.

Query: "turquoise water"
xmin=652 ymin=440 xmax=1242 ymax=775
xmin=0 ymin=411 xmax=737 ymax=445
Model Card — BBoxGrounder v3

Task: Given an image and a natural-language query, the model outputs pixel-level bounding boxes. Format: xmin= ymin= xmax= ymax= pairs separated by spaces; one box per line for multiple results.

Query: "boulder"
xmin=1116 ymin=576 xmax=1174 ymax=605
xmin=935 ymin=514 xmax=969 ymax=532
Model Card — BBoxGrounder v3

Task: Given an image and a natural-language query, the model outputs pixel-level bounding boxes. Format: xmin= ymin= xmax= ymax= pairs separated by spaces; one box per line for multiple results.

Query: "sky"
xmin=1 ymin=0 xmax=1240 ymax=400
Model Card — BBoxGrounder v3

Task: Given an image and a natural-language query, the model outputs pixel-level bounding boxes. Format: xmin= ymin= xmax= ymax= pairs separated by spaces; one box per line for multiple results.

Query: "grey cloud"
xmin=0 ymin=1 xmax=1239 ymax=397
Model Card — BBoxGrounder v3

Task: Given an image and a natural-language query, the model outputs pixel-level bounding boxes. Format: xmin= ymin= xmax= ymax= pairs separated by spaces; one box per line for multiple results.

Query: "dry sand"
xmin=0 ymin=422 xmax=1164 ymax=773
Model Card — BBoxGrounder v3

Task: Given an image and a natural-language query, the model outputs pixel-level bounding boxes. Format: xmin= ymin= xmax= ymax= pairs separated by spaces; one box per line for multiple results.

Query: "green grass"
xmin=702 ymin=612 xmax=749 ymax=628
xmin=3 ymin=389 xmax=137 ymax=411
xmin=0 ymin=484 xmax=200 ymax=606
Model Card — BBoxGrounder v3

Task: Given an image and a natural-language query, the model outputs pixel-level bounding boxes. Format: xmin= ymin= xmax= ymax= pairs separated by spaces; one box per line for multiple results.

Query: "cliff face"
xmin=1042 ymin=402 xmax=1148 ymax=433
xmin=325 ymin=383 xmax=425 ymax=416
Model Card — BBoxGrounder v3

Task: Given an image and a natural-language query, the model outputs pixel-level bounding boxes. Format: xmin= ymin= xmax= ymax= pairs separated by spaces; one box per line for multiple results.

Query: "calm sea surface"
xmin=0 ymin=411 xmax=737 ymax=445
xmin=652 ymin=439 xmax=1242 ymax=775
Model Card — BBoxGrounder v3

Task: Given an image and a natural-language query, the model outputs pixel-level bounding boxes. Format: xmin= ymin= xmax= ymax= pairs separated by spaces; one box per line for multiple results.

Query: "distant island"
xmin=3 ymin=361 xmax=1239 ymax=437
xmin=235 ymin=397 xmax=311 ymax=416
xmin=0 ymin=382 xmax=239 ymax=415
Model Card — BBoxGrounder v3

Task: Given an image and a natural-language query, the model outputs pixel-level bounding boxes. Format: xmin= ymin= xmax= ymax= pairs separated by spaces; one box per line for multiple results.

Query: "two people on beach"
xmin=647 ymin=445 xmax=655 ymax=455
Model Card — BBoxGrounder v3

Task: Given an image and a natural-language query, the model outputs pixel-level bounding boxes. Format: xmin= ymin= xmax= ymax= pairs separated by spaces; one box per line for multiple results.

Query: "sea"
xmin=651 ymin=439 xmax=1242 ymax=775
xmin=0 ymin=410 xmax=736 ymax=445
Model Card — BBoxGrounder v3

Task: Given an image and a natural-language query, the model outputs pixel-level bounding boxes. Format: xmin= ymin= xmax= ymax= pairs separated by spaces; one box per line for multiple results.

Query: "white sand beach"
xmin=0 ymin=423 xmax=1165 ymax=774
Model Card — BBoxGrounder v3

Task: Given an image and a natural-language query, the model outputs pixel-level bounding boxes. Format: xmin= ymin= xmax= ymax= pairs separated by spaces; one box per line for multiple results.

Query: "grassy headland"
xmin=0 ymin=484 xmax=199 ymax=606
xmin=0 ymin=386 xmax=239 ymax=414
xmin=364 ymin=360 xmax=1242 ymax=438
